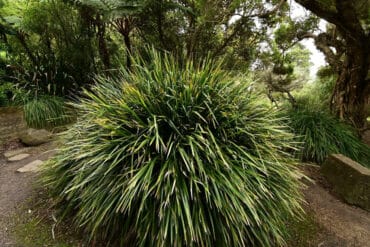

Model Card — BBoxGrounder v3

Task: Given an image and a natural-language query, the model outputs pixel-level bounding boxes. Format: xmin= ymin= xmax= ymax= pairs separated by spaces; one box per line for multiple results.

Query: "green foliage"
xmin=286 ymin=76 xmax=370 ymax=167
xmin=0 ymin=83 xmax=9 ymax=106
xmin=293 ymin=76 xmax=336 ymax=111
xmin=23 ymin=96 xmax=72 ymax=129
xmin=0 ymin=0 xmax=102 ymax=95
xmin=316 ymin=65 xmax=336 ymax=79
xmin=0 ymin=0 xmax=314 ymax=96
xmin=257 ymin=14 xmax=315 ymax=103
xmin=0 ymin=82 xmax=23 ymax=106
xmin=70 ymin=0 xmax=145 ymax=16
xmin=43 ymin=49 xmax=304 ymax=246
xmin=286 ymin=107 xmax=370 ymax=167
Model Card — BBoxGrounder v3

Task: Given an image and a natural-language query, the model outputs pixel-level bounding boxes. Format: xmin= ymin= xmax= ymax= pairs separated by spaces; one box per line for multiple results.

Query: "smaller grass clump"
xmin=287 ymin=107 xmax=370 ymax=167
xmin=43 ymin=49 xmax=304 ymax=247
xmin=23 ymin=96 xmax=73 ymax=129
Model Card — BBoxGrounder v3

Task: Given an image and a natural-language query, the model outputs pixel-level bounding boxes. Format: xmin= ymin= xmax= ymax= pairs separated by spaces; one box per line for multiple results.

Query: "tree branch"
xmin=295 ymin=0 xmax=339 ymax=24
xmin=297 ymin=31 xmax=343 ymax=72
xmin=213 ymin=0 xmax=287 ymax=57
xmin=335 ymin=0 xmax=366 ymax=42
xmin=258 ymin=0 xmax=287 ymax=18
xmin=296 ymin=0 xmax=366 ymax=42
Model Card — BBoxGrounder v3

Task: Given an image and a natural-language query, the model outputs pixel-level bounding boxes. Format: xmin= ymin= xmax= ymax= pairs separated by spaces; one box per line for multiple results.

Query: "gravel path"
xmin=0 ymin=109 xmax=56 ymax=246
xmin=303 ymin=165 xmax=370 ymax=247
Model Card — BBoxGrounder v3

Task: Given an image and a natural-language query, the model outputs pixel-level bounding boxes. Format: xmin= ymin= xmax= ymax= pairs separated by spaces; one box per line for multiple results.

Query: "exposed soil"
xmin=302 ymin=164 xmax=370 ymax=247
xmin=0 ymin=109 xmax=56 ymax=246
xmin=0 ymin=109 xmax=370 ymax=246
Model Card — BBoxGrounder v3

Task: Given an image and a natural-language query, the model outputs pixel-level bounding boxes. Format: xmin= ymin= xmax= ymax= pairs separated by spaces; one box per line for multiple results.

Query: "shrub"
xmin=287 ymin=107 xmax=370 ymax=167
xmin=23 ymin=96 xmax=73 ymax=129
xmin=43 ymin=50 xmax=304 ymax=246
xmin=0 ymin=91 xmax=6 ymax=106
xmin=292 ymin=77 xmax=336 ymax=112
xmin=0 ymin=82 xmax=22 ymax=107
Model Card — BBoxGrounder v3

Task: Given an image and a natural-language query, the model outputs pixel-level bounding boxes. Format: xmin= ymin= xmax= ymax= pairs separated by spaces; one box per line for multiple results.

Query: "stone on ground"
xmin=321 ymin=154 xmax=370 ymax=211
xmin=3 ymin=148 xmax=30 ymax=158
xmin=16 ymin=160 xmax=43 ymax=173
xmin=7 ymin=153 xmax=30 ymax=162
xmin=19 ymin=128 xmax=53 ymax=146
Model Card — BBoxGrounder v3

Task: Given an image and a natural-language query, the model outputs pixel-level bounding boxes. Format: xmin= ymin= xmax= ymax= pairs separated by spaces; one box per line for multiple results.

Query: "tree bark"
xmin=16 ymin=32 xmax=37 ymax=66
xmin=96 ymin=14 xmax=110 ymax=70
xmin=331 ymin=41 xmax=370 ymax=129
xmin=113 ymin=18 xmax=132 ymax=70
xmin=123 ymin=31 xmax=132 ymax=70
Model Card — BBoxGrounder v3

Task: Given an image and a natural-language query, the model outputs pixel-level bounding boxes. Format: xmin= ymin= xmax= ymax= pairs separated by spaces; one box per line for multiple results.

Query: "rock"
xmin=16 ymin=160 xmax=43 ymax=173
xmin=19 ymin=128 xmax=53 ymax=146
xmin=4 ymin=148 xmax=31 ymax=158
xmin=7 ymin=153 xmax=30 ymax=162
xmin=321 ymin=154 xmax=370 ymax=211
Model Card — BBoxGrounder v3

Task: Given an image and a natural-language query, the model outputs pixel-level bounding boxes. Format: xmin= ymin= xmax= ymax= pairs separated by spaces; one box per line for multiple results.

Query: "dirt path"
xmin=0 ymin=148 xmax=57 ymax=246
xmin=303 ymin=165 xmax=370 ymax=247
xmin=0 ymin=110 xmax=56 ymax=246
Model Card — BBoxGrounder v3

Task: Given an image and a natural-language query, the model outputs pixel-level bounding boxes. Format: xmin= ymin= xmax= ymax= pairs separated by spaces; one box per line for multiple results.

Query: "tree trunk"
xmin=112 ymin=18 xmax=133 ymax=70
xmin=123 ymin=31 xmax=132 ymax=70
xmin=16 ymin=32 xmax=37 ymax=66
xmin=96 ymin=15 xmax=110 ymax=70
xmin=331 ymin=41 xmax=370 ymax=129
xmin=295 ymin=0 xmax=370 ymax=129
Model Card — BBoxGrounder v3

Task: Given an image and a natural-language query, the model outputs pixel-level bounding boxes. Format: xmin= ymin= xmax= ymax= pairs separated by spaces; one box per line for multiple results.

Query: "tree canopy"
xmin=0 ymin=0 xmax=368 ymax=127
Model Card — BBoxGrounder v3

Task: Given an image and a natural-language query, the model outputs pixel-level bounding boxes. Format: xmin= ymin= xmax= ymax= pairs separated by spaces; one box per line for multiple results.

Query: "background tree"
xmin=134 ymin=0 xmax=289 ymax=66
xmin=66 ymin=0 xmax=291 ymax=71
xmin=295 ymin=0 xmax=370 ymax=129
xmin=70 ymin=0 xmax=147 ymax=70
xmin=0 ymin=0 xmax=103 ymax=95
xmin=256 ymin=13 xmax=316 ymax=106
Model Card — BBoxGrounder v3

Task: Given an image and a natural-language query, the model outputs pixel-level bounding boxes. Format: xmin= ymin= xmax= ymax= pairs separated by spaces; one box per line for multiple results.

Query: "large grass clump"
xmin=43 ymin=50 xmax=304 ymax=246
xmin=287 ymin=107 xmax=370 ymax=167
xmin=23 ymin=96 xmax=73 ymax=129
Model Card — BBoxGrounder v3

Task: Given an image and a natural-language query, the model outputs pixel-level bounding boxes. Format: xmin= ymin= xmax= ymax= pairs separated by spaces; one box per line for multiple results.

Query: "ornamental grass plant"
xmin=23 ymin=96 xmax=73 ymax=129
xmin=287 ymin=107 xmax=370 ymax=168
xmin=43 ymin=49 xmax=304 ymax=246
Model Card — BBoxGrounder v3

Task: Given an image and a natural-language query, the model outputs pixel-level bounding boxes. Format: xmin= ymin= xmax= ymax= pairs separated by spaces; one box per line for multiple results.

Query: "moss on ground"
xmin=286 ymin=210 xmax=324 ymax=247
xmin=14 ymin=216 xmax=74 ymax=247
xmin=12 ymin=196 xmax=325 ymax=247
xmin=11 ymin=192 xmax=83 ymax=247
xmin=10 ymin=189 xmax=330 ymax=247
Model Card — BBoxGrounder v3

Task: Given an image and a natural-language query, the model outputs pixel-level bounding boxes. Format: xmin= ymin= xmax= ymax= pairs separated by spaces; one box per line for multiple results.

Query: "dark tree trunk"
xmin=113 ymin=18 xmax=132 ymax=70
xmin=16 ymin=32 xmax=37 ymax=66
xmin=96 ymin=15 xmax=110 ymax=70
xmin=123 ymin=31 xmax=132 ymax=70
xmin=331 ymin=41 xmax=370 ymax=129
xmin=123 ymin=18 xmax=132 ymax=70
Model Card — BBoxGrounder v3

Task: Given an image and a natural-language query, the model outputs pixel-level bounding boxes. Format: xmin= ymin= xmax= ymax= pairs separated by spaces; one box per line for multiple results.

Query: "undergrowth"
xmin=286 ymin=107 xmax=370 ymax=168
